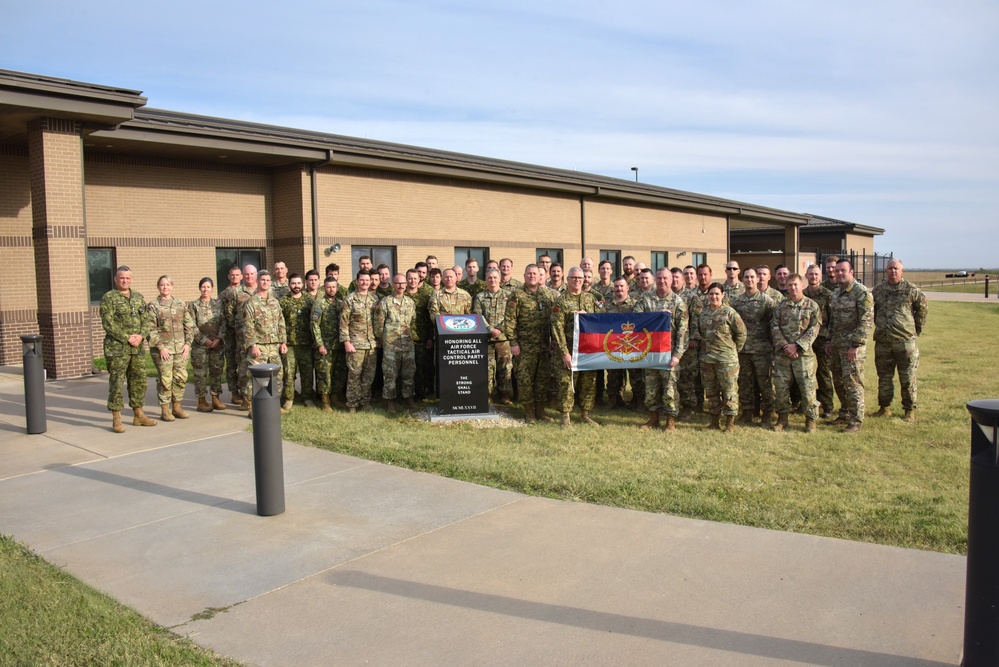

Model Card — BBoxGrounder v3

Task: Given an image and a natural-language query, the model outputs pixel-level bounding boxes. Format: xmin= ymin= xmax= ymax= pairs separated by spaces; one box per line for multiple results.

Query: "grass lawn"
xmin=283 ymin=301 xmax=999 ymax=556
xmin=0 ymin=535 xmax=241 ymax=667
xmin=924 ymin=283 xmax=994 ymax=295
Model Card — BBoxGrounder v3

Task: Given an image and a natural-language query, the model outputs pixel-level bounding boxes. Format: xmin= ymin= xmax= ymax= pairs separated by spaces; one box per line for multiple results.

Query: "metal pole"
xmin=21 ymin=334 xmax=46 ymax=434
xmin=963 ymin=399 xmax=999 ymax=666
xmin=250 ymin=363 xmax=285 ymax=516
xmin=985 ymin=276 xmax=990 ymax=300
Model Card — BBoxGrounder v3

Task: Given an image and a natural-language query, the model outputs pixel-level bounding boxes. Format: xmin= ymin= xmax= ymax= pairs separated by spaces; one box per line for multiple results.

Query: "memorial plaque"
xmin=436 ymin=314 xmax=490 ymax=416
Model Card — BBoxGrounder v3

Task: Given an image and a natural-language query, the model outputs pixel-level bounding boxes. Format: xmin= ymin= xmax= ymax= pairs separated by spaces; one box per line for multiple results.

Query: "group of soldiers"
xmin=100 ymin=251 xmax=926 ymax=435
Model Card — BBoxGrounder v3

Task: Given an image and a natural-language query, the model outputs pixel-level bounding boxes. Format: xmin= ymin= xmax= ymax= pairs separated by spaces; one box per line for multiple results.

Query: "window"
xmin=351 ymin=246 xmax=396 ymax=278
xmin=87 ymin=248 xmax=115 ymax=304
xmin=691 ymin=252 xmax=707 ymax=268
xmin=454 ymin=247 xmax=489 ymax=282
xmin=599 ymin=250 xmax=621 ymax=278
xmin=216 ymin=248 xmax=263 ymax=291
xmin=651 ymin=251 xmax=668 ymax=273
xmin=536 ymin=248 xmax=563 ymax=266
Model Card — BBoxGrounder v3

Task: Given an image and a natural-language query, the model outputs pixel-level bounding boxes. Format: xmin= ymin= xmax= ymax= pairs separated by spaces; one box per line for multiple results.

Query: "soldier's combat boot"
xmin=723 ymin=414 xmax=736 ymax=434
xmin=111 ymin=411 xmax=125 ymax=434
xmin=197 ymin=396 xmax=213 ymax=412
xmin=842 ymin=422 xmax=861 ymax=434
xmin=405 ymin=397 xmax=418 ymax=410
xmin=282 ymin=399 xmax=294 ymax=412
xmin=579 ymin=410 xmax=598 ymax=426
xmin=804 ymin=418 xmax=817 ymax=433
xmin=535 ymin=402 xmax=554 ymax=422
xmin=607 ymin=395 xmax=619 ymax=410
xmin=641 ymin=411 xmax=660 ymax=430
xmin=773 ymin=413 xmax=789 ymax=432
xmin=211 ymin=394 xmax=227 ymax=411
xmin=678 ymin=407 xmax=693 ymax=422
xmin=321 ymin=394 xmax=333 ymax=413
xmin=759 ymin=413 xmax=774 ymax=430
xmin=230 ymin=390 xmax=242 ymax=406
xmin=708 ymin=414 xmax=721 ymax=430
xmin=663 ymin=414 xmax=677 ymax=432
xmin=236 ymin=396 xmax=251 ymax=411
xmin=737 ymin=410 xmax=755 ymax=425
xmin=172 ymin=401 xmax=189 ymax=419
xmin=304 ymin=397 xmax=318 ymax=409
xmin=560 ymin=412 xmax=572 ymax=428
xmin=499 ymin=394 xmax=513 ymax=406
xmin=872 ymin=406 xmax=891 ymax=418
xmin=827 ymin=414 xmax=848 ymax=426
xmin=523 ymin=402 xmax=537 ymax=423
xmin=386 ymin=399 xmax=397 ymax=415
xmin=160 ymin=403 xmax=175 ymax=422
xmin=132 ymin=407 xmax=157 ymax=427
xmin=903 ymin=409 xmax=916 ymax=423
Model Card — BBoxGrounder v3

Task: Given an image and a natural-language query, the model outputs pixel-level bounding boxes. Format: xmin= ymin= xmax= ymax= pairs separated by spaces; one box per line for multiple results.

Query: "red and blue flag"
xmin=572 ymin=312 xmax=672 ymax=371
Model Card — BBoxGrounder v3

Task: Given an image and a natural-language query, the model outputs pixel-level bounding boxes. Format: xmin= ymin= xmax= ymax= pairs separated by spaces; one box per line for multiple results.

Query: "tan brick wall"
xmin=0 ymin=150 xmax=40 ymax=365
xmin=272 ymin=165 xmax=312 ymax=274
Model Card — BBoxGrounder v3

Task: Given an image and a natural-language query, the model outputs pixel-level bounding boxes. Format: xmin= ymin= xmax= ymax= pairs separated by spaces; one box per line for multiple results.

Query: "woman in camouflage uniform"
xmin=697 ymin=282 xmax=747 ymax=433
xmin=146 ymin=275 xmax=194 ymax=422
xmin=188 ymin=277 xmax=227 ymax=413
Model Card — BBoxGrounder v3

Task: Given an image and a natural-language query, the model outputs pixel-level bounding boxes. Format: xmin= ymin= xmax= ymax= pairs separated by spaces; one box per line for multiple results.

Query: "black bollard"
xmin=21 ymin=334 xmax=46 ymax=434
xmin=250 ymin=363 xmax=285 ymax=516
xmin=985 ymin=276 xmax=990 ymax=300
xmin=963 ymin=399 xmax=999 ymax=666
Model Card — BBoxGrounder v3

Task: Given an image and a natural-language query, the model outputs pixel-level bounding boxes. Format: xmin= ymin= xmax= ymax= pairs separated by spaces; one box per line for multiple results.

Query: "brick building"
xmin=3 ymin=69 xmax=825 ymax=378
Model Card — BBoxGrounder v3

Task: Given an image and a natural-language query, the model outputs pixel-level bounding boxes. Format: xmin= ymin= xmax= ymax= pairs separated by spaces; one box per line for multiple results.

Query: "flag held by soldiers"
xmin=572 ymin=312 xmax=672 ymax=371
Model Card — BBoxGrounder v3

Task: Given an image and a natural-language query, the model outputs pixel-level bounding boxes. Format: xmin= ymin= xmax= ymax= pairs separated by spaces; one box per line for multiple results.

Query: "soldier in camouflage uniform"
xmin=678 ymin=264 xmax=712 ymax=419
xmin=499 ymin=258 xmax=522 ymax=291
xmin=730 ymin=268 xmax=776 ymax=427
xmin=757 ymin=265 xmax=784 ymax=304
xmin=804 ymin=265 xmax=835 ymax=418
xmin=229 ymin=264 xmax=258 ymax=410
xmin=376 ymin=274 xmax=419 ymax=413
xmin=279 ymin=274 xmax=317 ymax=410
xmin=592 ymin=260 xmax=615 ymax=301
xmin=474 ymin=268 xmax=514 ymax=404
xmin=458 ymin=258 xmax=486 ymax=300
xmin=772 ymin=273 xmax=822 ymax=432
xmin=312 ymin=276 xmax=344 ymax=412
xmin=100 ymin=266 xmax=157 ymax=432
xmin=504 ymin=264 xmax=555 ymax=423
xmin=697 ymin=283 xmax=747 ymax=433
xmin=146 ymin=275 xmax=194 ymax=422
xmin=409 ymin=270 xmax=436 ymax=399
xmin=634 ymin=268 xmax=689 ymax=431
xmin=271 ymin=261 xmax=291 ymax=299
xmin=551 ymin=267 xmax=604 ymax=426
xmin=430 ymin=268 xmax=472 ymax=317
xmin=218 ymin=265 xmax=243 ymax=403
xmin=241 ymin=270 xmax=288 ymax=417
xmin=340 ymin=271 xmax=379 ymax=411
xmin=722 ymin=261 xmax=746 ymax=299
xmin=826 ymin=259 xmax=874 ymax=433
xmin=603 ymin=278 xmax=638 ymax=409
xmin=871 ymin=259 xmax=927 ymax=422
xmin=188 ymin=277 xmax=227 ymax=412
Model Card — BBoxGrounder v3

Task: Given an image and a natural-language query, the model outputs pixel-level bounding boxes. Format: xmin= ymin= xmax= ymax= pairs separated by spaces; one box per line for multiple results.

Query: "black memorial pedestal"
xmin=435 ymin=314 xmax=491 ymax=417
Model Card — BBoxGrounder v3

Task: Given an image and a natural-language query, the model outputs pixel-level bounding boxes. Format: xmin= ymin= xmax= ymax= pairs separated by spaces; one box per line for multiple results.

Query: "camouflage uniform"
xmin=551 ymin=291 xmax=603 ymax=413
xmin=697 ymin=305 xmax=747 ymax=417
xmin=430 ymin=288 xmax=472 ymax=317
xmin=722 ymin=281 xmax=745 ymax=299
xmin=219 ymin=285 xmax=242 ymax=394
xmin=241 ymin=291 xmax=287 ymax=400
xmin=311 ymin=293 xmax=345 ymax=398
xmin=503 ymin=287 xmax=554 ymax=405
xmin=730 ymin=291 xmax=776 ymax=416
xmin=100 ymin=289 xmax=151 ymax=411
xmin=340 ymin=291 xmax=379 ymax=408
xmin=602 ymin=296 xmax=640 ymax=403
xmin=229 ymin=285 xmax=257 ymax=397
xmin=375 ymin=294 xmax=418 ymax=400
xmin=500 ymin=278 xmax=524 ymax=291
xmin=771 ymin=295 xmax=822 ymax=419
xmin=803 ymin=284 xmax=834 ymax=415
xmin=763 ymin=286 xmax=784 ymax=303
xmin=411 ymin=284 xmax=436 ymax=398
xmin=872 ymin=279 xmax=927 ymax=411
xmin=634 ymin=291 xmax=689 ymax=417
xmin=279 ymin=293 xmax=317 ymax=404
xmin=146 ymin=296 xmax=195 ymax=406
xmin=591 ymin=282 xmax=615 ymax=301
xmin=829 ymin=280 xmax=874 ymax=426
xmin=188 ymin=297 xmax=225 ymax=399
xmin=272 ymin=281 xmax=291 ymax=300
xmin=678 ymin=287 xmax=707 ymax=411
xmin=474 ymin=288 xmax=514 ymax=399
xmin=458 ymin=278 xmax=486 ymax=301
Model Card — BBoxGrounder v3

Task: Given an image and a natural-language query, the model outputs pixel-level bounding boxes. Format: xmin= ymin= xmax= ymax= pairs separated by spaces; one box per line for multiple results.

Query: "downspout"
xmin=580 ymin=187 xmax=601 ymax=258
xmin=310 ymin=149 xmax=334 ymax=271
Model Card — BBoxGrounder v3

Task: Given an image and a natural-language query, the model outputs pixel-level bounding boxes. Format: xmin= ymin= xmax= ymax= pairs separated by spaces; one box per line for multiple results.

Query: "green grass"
xmin=283 ymin=301 xmax=999 ymax=555
xmin=0 ymin=535 xmax=241 ymax=667
xmin=923 ymin=283 xmax=993 ymax=294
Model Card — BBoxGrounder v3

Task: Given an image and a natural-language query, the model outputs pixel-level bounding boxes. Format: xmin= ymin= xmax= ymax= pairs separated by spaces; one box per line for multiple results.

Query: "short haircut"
xmin=836 ymin=258 xmax=854 ymax=271
xmin=683 ymin=265 xmax=695 ymax=272
xmin=774 ymin=264 xmax=787 ymax=272
xmin=359 ymin=255 xmax=371 ymax=263
xmin=257 ymin=270 xmax=270 ymax=278
xmin=406 ymin=268 xmax=419 ymax=278
xmin=707 ymin=281 xmax=724 ymax=293
xmin=465 ymin=257 xmax=478 ymax=266
xmin=623 ymin=255 xmax=635 ymax=262
xmin=414 ymin=261 xmax=428 ymax=270
xmin=825 ymin=255 xmax=840 ymax=265
xmin=641 ymin=267 xmax=655 ymax=276
xmin=500 ymin=258 xmax=513 ymax=266
xmin=325 ymin=263 xmax=339 ymax=275
xmin=376 ymin=263 xmax=389 ymax=272
xmin=324 ymin=275 xmax=338 ymax=284
xmin=228 ymin=265 xmax=240 ymax=274
xmin=305 ymin=269 xmax=320 ymax=280
xmin=598 ymin=260 xmax=612 ymax=269
xmin=428 ymin=267 xmax=442 ymax=278
xmin=485 ymin=268 xmax=500 ymax=277
xmin=425 ymin=255 xmax=437 ymax=262
xmin=356 ymin=269 xmax=369 ymax=280
xmin=756 ymin=264 xmax=771 ymax=273
xmin=696 ymin=263 xmax=711 ymax=272
xmin=787 ymin=273 xmax=804 ymax=284
xmin=288 ymin=272 xmax=302 ymax=282
xmin=671 ymin=267 xmax=683 ymax=274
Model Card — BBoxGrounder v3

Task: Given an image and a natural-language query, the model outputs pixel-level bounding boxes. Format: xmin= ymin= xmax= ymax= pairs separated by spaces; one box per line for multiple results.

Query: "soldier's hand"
xmin=563 ymin=353 xmax=572 ymax=370
xmin=250 ymin=344 xmax=261 ymax=358
xmin=128 ymin=334 xmax=143 ymax=347
xmin=180 ymin=345 xmax=190 ymax=361
xmin=160 ymin=348 xmax=171 ymax=361
xmin=511 ymin=344 xmax=521 ymax=357
xmin=847 ymin=347 xmax=858 ymax=362
xmin=318 ymin=345 xmax=327 ymax=356
xmin=280 ymin=343 xmax=288 ymax=354
xmin=344 ymin=342 xmax=356 ymax=354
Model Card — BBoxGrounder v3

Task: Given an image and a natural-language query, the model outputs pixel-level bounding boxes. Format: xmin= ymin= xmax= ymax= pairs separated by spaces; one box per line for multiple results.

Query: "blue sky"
xmin=4 ymin=0 xmax=998 ymax=268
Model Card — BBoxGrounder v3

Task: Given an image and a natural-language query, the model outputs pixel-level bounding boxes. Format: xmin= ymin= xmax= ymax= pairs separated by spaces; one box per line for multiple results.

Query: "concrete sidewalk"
xmin=0 ymin=369 xmax=965 ymax=666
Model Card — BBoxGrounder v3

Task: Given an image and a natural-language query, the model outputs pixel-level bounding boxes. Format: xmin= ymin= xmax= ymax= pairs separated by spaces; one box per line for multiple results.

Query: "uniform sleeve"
xmin=242 ymin=301 xmax=258 ymax=348
xmin=912 ymin=287 xmax=928 ymax=336
xmin=550 ymin=297 xmax=569 ymax=356
xmin=797 ymin=301 xmax=821 ymax=350
xmin=731 ymin=310 xmax=747 ymax=353
xmin=472 ymin=293 xmax=490 ymax=328
xmin=100 ymin=294 xmax=130 ymax=345
xmin=671 ymin=299 xmax=688 ymax=360
xmin=503 ymin=294 xmax=520 ymax=346
xmin=183 ymin=302 xmax=196 ymax=346
xmin=145 ymin=303 xmax=161 ymax=348
xmin=688 ymin=298 xmax=703 ymax=343
xmin=311 ymin=302 xmax=324 ymax=349
xmin=373 ymin=299 xmax=387 ymax=340
xmin=855 ymin=290 xmax=874 ymax=346
xmin=277 ymin=302 xmax=287 ymax=344
xmin=771 ymin=304 xmax=789 ymax=352
xmin=339 ymin=299 xmax=351 ymax=343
